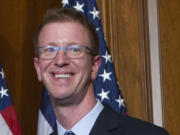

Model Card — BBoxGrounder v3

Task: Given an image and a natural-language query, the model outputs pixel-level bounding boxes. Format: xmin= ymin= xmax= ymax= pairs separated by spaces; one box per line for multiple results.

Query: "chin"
xmin=50 ymin=90 xmax=72 ymax=100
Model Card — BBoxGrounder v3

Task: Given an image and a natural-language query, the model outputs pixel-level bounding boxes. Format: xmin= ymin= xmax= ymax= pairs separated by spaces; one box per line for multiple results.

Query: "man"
xmin=34 ymin=8 xmax=169 ymax=135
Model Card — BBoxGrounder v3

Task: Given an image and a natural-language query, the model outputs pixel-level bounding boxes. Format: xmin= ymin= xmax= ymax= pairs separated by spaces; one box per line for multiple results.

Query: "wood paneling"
xmin=159 ymin=0 xmax=180 ymax=134
xmin=107 ymin=0 xmax=143 ymax=119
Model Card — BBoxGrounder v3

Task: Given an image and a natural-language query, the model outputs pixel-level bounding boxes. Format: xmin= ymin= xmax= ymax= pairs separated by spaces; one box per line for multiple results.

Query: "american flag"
xmin=0 ymin=63 xmax=22 ymax=135
xmin=37 ymin=0 xmax=126 ymax=134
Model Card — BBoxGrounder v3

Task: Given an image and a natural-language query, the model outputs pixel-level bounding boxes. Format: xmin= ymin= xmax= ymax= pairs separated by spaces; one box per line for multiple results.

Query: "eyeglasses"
xmin=36 ymin=44 xmax=95 ymax=59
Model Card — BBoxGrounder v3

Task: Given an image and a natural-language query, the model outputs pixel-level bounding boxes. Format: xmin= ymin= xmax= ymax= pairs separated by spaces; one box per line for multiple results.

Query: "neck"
xmin=51 ymin=85 xmax=97 ymax=129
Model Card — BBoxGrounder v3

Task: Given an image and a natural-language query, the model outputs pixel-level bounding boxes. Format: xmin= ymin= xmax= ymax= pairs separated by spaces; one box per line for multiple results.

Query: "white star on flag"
xmin=102 ymin=51 xmax=112 ymax=63
xmin=62 ymin=0 xmax=69 ymax=7
xmin=99 ymin=69 xmax=112 ymax=82
xmin=73 ymin=2 xmax=84 ymax=12
xmin=0 ymin=68 xmax=5 ymax=79
xmin=89 ymin=7 xmax=99 ymax=19
xmin=96 ymin=28 xmax=100 ymax=31
xmin=98 ymin=89 xmax=110 ymax=101
xmin=116 ymin=95 xmax=125 ymax=108
xmin=0 ymin=86 xmax=8 ymax=98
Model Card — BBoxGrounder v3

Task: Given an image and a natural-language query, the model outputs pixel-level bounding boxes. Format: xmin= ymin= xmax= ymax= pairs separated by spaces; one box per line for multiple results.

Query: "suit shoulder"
xmin=103 ymin=104 xmax=169 ymax=135
xmin=122 ymin=115 xmax=169 ymax=135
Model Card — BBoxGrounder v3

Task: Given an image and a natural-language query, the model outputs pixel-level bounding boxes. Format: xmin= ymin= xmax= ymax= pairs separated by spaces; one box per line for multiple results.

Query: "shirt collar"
xmin=57 ymin=99 xmax=104 ymax=135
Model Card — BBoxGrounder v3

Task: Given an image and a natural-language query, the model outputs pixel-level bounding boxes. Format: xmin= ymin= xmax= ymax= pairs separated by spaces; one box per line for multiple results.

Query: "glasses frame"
xmin=36 ymin=44 xmax=96 ymax=59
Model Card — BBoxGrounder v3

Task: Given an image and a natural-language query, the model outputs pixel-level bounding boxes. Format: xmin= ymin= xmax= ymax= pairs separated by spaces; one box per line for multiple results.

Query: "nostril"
xmin=54 ymin=62 xmax=69 ymax=68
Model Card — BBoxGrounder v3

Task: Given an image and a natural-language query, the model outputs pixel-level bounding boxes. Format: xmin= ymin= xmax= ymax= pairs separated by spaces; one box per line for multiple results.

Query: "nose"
xmin=53 ymin=49 xmax=69 ymax=67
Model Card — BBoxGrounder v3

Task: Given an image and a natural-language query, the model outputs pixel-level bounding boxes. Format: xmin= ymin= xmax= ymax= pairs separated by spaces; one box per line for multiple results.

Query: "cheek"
xmin=84 ymin=59 xmax=94 ymax=78
xmin=34 ymin=58 xmax=41 ymax=81
xmin=91 ymin=68 xmax=97 ymax=80
xmin=40 ymin=61 xmax=50 ymax=71
xmin=38 ymin=60 xmax=52 ymax=78
xmin=74 ymin=58 xmax=92 ymax=75
xmin=91 ymin=56 xmax=101 ymax=80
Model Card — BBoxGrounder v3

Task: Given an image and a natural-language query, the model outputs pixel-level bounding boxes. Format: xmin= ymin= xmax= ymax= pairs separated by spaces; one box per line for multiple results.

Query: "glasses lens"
xmin=39 ymin=46 xmax=57 ymax=59
xmin=66 ymin=45 xmax=85 ymax=58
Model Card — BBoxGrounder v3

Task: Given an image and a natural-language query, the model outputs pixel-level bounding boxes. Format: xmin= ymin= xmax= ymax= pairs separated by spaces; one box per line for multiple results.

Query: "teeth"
xmin=55 ymin=74 xmax=71 ymax=78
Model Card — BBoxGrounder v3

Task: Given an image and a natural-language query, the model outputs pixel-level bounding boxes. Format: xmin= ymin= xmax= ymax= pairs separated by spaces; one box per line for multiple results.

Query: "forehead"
xmin=38 ymin=22 xmax=91 ymax=46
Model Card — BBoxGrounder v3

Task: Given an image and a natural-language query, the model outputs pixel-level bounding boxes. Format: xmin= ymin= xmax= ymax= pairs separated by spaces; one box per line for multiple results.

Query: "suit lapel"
xmin=89 ymin=104 xmax=123 ymax=135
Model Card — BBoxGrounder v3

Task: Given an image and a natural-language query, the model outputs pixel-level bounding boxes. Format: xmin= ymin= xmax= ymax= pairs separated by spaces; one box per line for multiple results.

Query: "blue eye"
xmin=71 ymin=47 xmax=79 ymax=52
xmin=44 ymin=47 xmax=56 ymax=52
xmin=67 ymin=46 xmax=81 ymax=52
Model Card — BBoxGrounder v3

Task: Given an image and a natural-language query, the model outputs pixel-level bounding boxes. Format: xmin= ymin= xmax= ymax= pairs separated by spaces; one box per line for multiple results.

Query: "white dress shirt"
xmin=57 ymin=99 xmax=104 ymax=135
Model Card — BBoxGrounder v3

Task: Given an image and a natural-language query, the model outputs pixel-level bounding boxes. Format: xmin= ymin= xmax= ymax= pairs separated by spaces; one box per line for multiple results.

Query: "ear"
xmin=34 ymin=57 xmax=42 ymax=81
xmin=91 ymin=55 xmax=101 ymax=80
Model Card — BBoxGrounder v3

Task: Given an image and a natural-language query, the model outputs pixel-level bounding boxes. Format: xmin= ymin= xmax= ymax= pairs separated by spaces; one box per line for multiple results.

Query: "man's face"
xmin=34 ymin=22 xmax=101 ymax=105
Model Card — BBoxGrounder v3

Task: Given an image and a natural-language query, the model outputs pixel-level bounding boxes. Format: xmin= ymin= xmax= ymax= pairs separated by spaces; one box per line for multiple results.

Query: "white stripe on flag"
xmin=37 ymin=110 xmax=53 ymax=135
xmin=0 ymin=114 xmax=13 ymax=135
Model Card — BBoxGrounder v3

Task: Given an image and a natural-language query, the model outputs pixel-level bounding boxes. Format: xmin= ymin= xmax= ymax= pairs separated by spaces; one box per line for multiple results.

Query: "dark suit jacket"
xmin=50 ymin=104 xmax=169 ymax=135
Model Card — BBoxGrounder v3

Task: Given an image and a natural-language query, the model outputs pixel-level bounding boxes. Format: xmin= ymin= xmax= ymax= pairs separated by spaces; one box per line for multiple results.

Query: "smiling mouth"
xmin=55 ymin=74 xmax=72 ymax=79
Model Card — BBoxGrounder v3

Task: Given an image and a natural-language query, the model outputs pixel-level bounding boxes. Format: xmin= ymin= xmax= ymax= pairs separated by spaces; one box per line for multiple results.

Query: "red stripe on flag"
xmin=1 ymin=105 xmax=22 ymax=135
